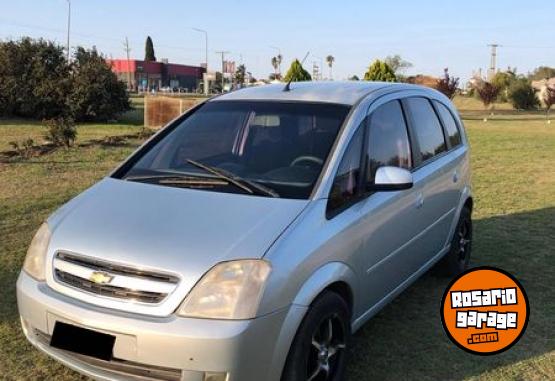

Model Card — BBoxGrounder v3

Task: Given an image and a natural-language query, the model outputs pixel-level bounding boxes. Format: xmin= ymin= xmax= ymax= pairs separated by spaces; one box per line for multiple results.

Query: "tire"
xmin=436 ymin=206 xmax=472 ymax=276
xmin=281 ymin=291 xmax=351 ymax=381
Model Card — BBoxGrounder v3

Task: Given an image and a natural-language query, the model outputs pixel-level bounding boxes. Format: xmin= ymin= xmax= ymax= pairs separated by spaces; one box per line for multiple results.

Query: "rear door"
xmin=402 ymin=97 xmax=459 ymax=263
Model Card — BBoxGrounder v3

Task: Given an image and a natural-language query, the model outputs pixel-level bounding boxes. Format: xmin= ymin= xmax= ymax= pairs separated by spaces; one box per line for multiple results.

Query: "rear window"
xmin=405 ymin=97 xmax=447 ymax=162
xmin=434 ymin=101 xmax=462 ymax=148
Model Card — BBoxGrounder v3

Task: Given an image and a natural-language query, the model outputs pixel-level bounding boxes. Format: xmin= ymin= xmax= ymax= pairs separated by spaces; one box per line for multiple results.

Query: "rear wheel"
xmin=282 ymin=291 xmax=350 ymax=381
xmin=436 ymin=206 xmax=472 ymax=276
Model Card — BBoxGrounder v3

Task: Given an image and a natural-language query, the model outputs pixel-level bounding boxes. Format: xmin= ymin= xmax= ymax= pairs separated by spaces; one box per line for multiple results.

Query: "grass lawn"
xmin=0 ymin=113 xmax=554 ymax=380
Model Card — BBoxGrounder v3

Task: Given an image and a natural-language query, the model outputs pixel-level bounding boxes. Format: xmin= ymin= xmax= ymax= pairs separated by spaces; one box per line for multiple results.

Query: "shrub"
xmin=508 ymin=79 xmax=539 ymax=110
xmin=283 ymin=59 xmax=312 ymax=82
xmin=68 ymin=47 xmax=131 ymax=122
xmin=0 ymin=38 xmax=130 ymax=122
xmin=435 ymin=68 xmax=459 ymax=99
xmin=363 ymin=60 xmax=397 ymax=82
xmin=9 ymin=139 xmax=35 ymax=158
xmin=44 ymin=117 xmax=76 ymax=148
xmin=542 ymin=86 xmax=555 ymax=119
xmin=476 ymin=82 xmax=500 ymax=111
xmin=0 ymin=38 xmax=70 ymax=119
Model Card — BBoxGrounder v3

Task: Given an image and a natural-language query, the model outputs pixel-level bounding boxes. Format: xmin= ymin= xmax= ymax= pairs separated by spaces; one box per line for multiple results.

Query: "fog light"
xmin=203 ymin=372 xmax=228 ymax=381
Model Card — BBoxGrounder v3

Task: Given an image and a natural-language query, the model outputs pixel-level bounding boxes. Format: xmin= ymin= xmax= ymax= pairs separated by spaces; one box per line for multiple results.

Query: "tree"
xmin=542 ymin=86 xmax=555 ymax=120
xmin=491 ymin=70 xmax=517 ymax=101
xmin=271 ymin=56 xmax=279 ymax=78
xmin=234 ymin=64 xmax=246 ymax=86
xmin=435 ymin=68 xmax=459 ymax=99
xmin=384 ymin=54 xmax=412 ymax=74
xmin=0 ymin=37 xmax=70 ymax=119
xmin=283 ymin=59 xmax=312 ymax=82
xmin=276 ymin=54 xmax=282 ymax=76
xmin=348 ymin=75 xmax=360 ymax=81
xmin=363 ymin=60 xmax=397 ymax=82
xmin=476 ymin=82 xmax=499 ymax=113
xmin=145 ymin=36 xmax=156 ymax=61
xmin=507 ymin=78 xmax=539 ymax=110
xmin=69 ymin=47 xmax=131 ymax=121
xmin=326 ymin=55 xmax=335 ymax=80
xmin=528 ymin=66 xmax=555 ymax=81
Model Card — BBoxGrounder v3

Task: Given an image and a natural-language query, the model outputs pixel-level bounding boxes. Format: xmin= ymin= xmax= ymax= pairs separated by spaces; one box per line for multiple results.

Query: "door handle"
xmin=415 ymin=192 xmax=424 ymax=209
xmin=453 ymin=170 xmax=459 ymax=183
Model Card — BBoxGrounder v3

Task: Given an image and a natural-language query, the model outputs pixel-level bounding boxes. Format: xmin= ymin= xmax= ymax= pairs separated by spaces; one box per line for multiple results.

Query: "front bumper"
xmin=17 ymin=271 xmax=305 ymax=381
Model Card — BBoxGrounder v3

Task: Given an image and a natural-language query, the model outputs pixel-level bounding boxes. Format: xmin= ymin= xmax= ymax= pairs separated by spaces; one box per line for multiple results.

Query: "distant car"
xmin=17 ymin=81 xmax=472 ymax=381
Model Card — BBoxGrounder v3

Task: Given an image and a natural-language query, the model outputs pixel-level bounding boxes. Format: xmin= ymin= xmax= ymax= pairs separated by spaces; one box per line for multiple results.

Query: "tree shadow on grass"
xmin=346 ymin=207 xmax=555 ymax=381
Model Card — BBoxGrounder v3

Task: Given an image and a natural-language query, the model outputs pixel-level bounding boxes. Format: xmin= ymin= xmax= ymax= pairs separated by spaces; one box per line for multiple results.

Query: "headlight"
xmin=177 ymin=259 xmax=271 ymax=320
xmin=23 ymin=222 xmax=51 ymax=281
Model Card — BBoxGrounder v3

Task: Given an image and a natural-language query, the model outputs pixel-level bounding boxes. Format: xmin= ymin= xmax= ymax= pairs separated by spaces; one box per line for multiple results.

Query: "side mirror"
xmin=370 ymin=166 xmax=413 ymax=191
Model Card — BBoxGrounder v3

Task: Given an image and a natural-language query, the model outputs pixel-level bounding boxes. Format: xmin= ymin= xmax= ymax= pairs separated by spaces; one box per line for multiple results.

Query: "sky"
xmin=1 ymin=0 xmax=554 ymax=83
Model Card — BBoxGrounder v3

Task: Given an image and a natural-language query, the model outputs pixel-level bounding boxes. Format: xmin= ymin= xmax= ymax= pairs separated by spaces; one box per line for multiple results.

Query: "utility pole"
xmin=192 ymin=28 xmax=208 ymax=95
xmin=487 ymin=44 xmax=501 ymax=81
xmin=124 ymin=37 xmax=133 ymax=91
xmin=215 ymin=50 xmax=230 ymax=91
xmin=66 ymin=0 xmax=71 ymax=61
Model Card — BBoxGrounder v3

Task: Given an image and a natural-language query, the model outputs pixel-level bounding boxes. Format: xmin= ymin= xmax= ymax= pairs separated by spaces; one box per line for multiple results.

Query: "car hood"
xmin=45 ymin=178 xmax=308 ymax=316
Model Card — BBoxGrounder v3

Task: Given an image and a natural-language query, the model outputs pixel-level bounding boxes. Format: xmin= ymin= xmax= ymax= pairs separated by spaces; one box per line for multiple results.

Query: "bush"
xmin=363 ymin=60 xmax=397 ymax=82
xmin=0 ymin=38 xmax=70 ymax=119
xmin=69 ymin=47 xmax=131 ymax=122
xmin=0 ymin=38 xmax=130 ymax=122
xmin=435 ymin=68 xmax=459 ymax=99
xmin=508 ymin=79 xmax=539 ymax=110
xmin=44 ymin=117 xmax=76 ymax=148
xmin=476 ymin=82 xmax=500 ymax=110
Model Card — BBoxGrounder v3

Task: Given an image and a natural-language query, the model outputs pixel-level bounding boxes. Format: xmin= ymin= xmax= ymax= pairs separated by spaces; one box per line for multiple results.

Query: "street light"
xmin=192 ymin=27 xmax=208 ymax=95
xmin=66 ymin=0 xmax=71 ymax=61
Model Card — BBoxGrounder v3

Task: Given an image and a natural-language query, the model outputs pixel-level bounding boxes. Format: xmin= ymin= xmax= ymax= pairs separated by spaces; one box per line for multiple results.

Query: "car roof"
xmin=212 ymin=81 xmax=427 ymax=106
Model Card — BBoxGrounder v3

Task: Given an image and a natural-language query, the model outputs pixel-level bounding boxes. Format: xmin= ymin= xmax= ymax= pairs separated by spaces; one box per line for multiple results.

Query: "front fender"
xmin=266 ymin=262 xmax=358 ymax=380
xmin=291 ymin=261 xmax=357 ymax=308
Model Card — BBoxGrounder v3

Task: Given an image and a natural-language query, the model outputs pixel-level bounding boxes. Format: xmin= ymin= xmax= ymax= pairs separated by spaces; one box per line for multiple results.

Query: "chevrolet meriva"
xmin=17 ymin=82 xmax=472 ymax=381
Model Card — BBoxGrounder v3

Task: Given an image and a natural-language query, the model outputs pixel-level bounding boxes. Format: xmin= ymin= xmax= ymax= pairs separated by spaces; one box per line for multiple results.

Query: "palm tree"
xmin=326 ymin=55 xmax=335 ymax=80
xmin=271 ymin=56 xmax=279 ymax=78
xmin=276 ymin=54 xmax=283 ymax=77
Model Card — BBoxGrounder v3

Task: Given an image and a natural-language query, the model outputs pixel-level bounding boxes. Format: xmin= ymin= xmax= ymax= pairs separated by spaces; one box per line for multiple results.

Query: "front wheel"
xmin=436 ymin=206 xmax=472 ymax=276
xmin=281 ymin=291 xmax=351 ymax=381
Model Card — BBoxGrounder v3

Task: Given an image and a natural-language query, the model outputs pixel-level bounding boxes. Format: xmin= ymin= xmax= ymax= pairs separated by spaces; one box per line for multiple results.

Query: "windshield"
xmin=119 ymin=100 xmax=350 ymax=199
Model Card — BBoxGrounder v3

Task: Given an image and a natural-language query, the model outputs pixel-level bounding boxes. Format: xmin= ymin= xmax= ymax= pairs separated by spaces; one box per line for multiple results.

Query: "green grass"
xmin=0 ymin=115 xmax=554 ymax=380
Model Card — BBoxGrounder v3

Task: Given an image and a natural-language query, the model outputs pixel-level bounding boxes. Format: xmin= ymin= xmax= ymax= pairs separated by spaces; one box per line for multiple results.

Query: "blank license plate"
xmin=50 ymin=321 xmax=115 ymax=361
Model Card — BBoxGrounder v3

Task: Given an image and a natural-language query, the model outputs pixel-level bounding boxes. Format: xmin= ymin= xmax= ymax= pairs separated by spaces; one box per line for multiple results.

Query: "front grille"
xmin=53 ymin=252 xmax=179 ymax=304
xmin=55 ymin=270 xmax=166 ymax=303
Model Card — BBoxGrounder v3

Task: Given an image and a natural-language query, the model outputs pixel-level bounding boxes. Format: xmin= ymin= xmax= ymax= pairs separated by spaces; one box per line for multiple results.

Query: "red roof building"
xmin=107 ymin=59 xmax=205 ymax=91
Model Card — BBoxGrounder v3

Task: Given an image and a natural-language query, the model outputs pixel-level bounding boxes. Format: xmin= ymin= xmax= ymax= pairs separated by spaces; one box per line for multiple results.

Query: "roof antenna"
xmin=283 ymin=51 xmax=310 ymax=92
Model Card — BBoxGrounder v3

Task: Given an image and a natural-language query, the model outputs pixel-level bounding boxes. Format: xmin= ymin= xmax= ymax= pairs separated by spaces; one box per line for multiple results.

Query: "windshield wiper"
xmin=125 ymin=174 xmax=227 ymax=186
xmin=186 ymin=159 xmax=280 ymax=198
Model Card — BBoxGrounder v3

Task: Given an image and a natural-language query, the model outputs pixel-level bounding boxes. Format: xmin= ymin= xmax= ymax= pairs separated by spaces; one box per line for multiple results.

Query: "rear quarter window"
xmin=434 ymin=101 xmax=462 ymax=148
xmin=405 ymin=97 xmax=447 ymax=162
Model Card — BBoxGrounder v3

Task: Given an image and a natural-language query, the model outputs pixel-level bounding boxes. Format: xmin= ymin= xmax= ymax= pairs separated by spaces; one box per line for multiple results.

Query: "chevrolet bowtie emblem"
xmin=89 ymin=271 xmax=114 ymax=284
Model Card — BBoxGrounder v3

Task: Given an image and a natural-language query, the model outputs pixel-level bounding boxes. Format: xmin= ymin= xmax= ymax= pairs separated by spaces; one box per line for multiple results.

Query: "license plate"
xmin=50 ymin=322 xmax=115 ymax=361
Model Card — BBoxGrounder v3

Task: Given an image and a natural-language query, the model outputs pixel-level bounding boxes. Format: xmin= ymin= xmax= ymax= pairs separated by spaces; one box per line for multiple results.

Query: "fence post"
xmin=144 ymin=96 xmax=148 ymax=127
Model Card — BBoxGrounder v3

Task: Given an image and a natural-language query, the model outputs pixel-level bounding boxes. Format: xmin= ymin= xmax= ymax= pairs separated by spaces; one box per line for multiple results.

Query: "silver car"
xmin=17 ymin=81 xmax=472 ymax=381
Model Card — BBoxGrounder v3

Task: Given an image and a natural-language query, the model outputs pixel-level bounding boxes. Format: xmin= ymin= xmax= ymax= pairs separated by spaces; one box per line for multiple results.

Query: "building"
xmin=107 ymin=59 xmax=205 ymax=92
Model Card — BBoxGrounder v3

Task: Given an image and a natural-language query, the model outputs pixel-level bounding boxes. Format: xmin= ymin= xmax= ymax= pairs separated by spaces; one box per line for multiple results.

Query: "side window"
xmin=405 ymin=97 xmax=447 ymax=162
xmin=327 ymin=126 xmax=364 ymax=214
xmin=366 ymin=101 xmax=412 ymax=185
xmin=434 ymin=101 xmax=462 ymax=148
